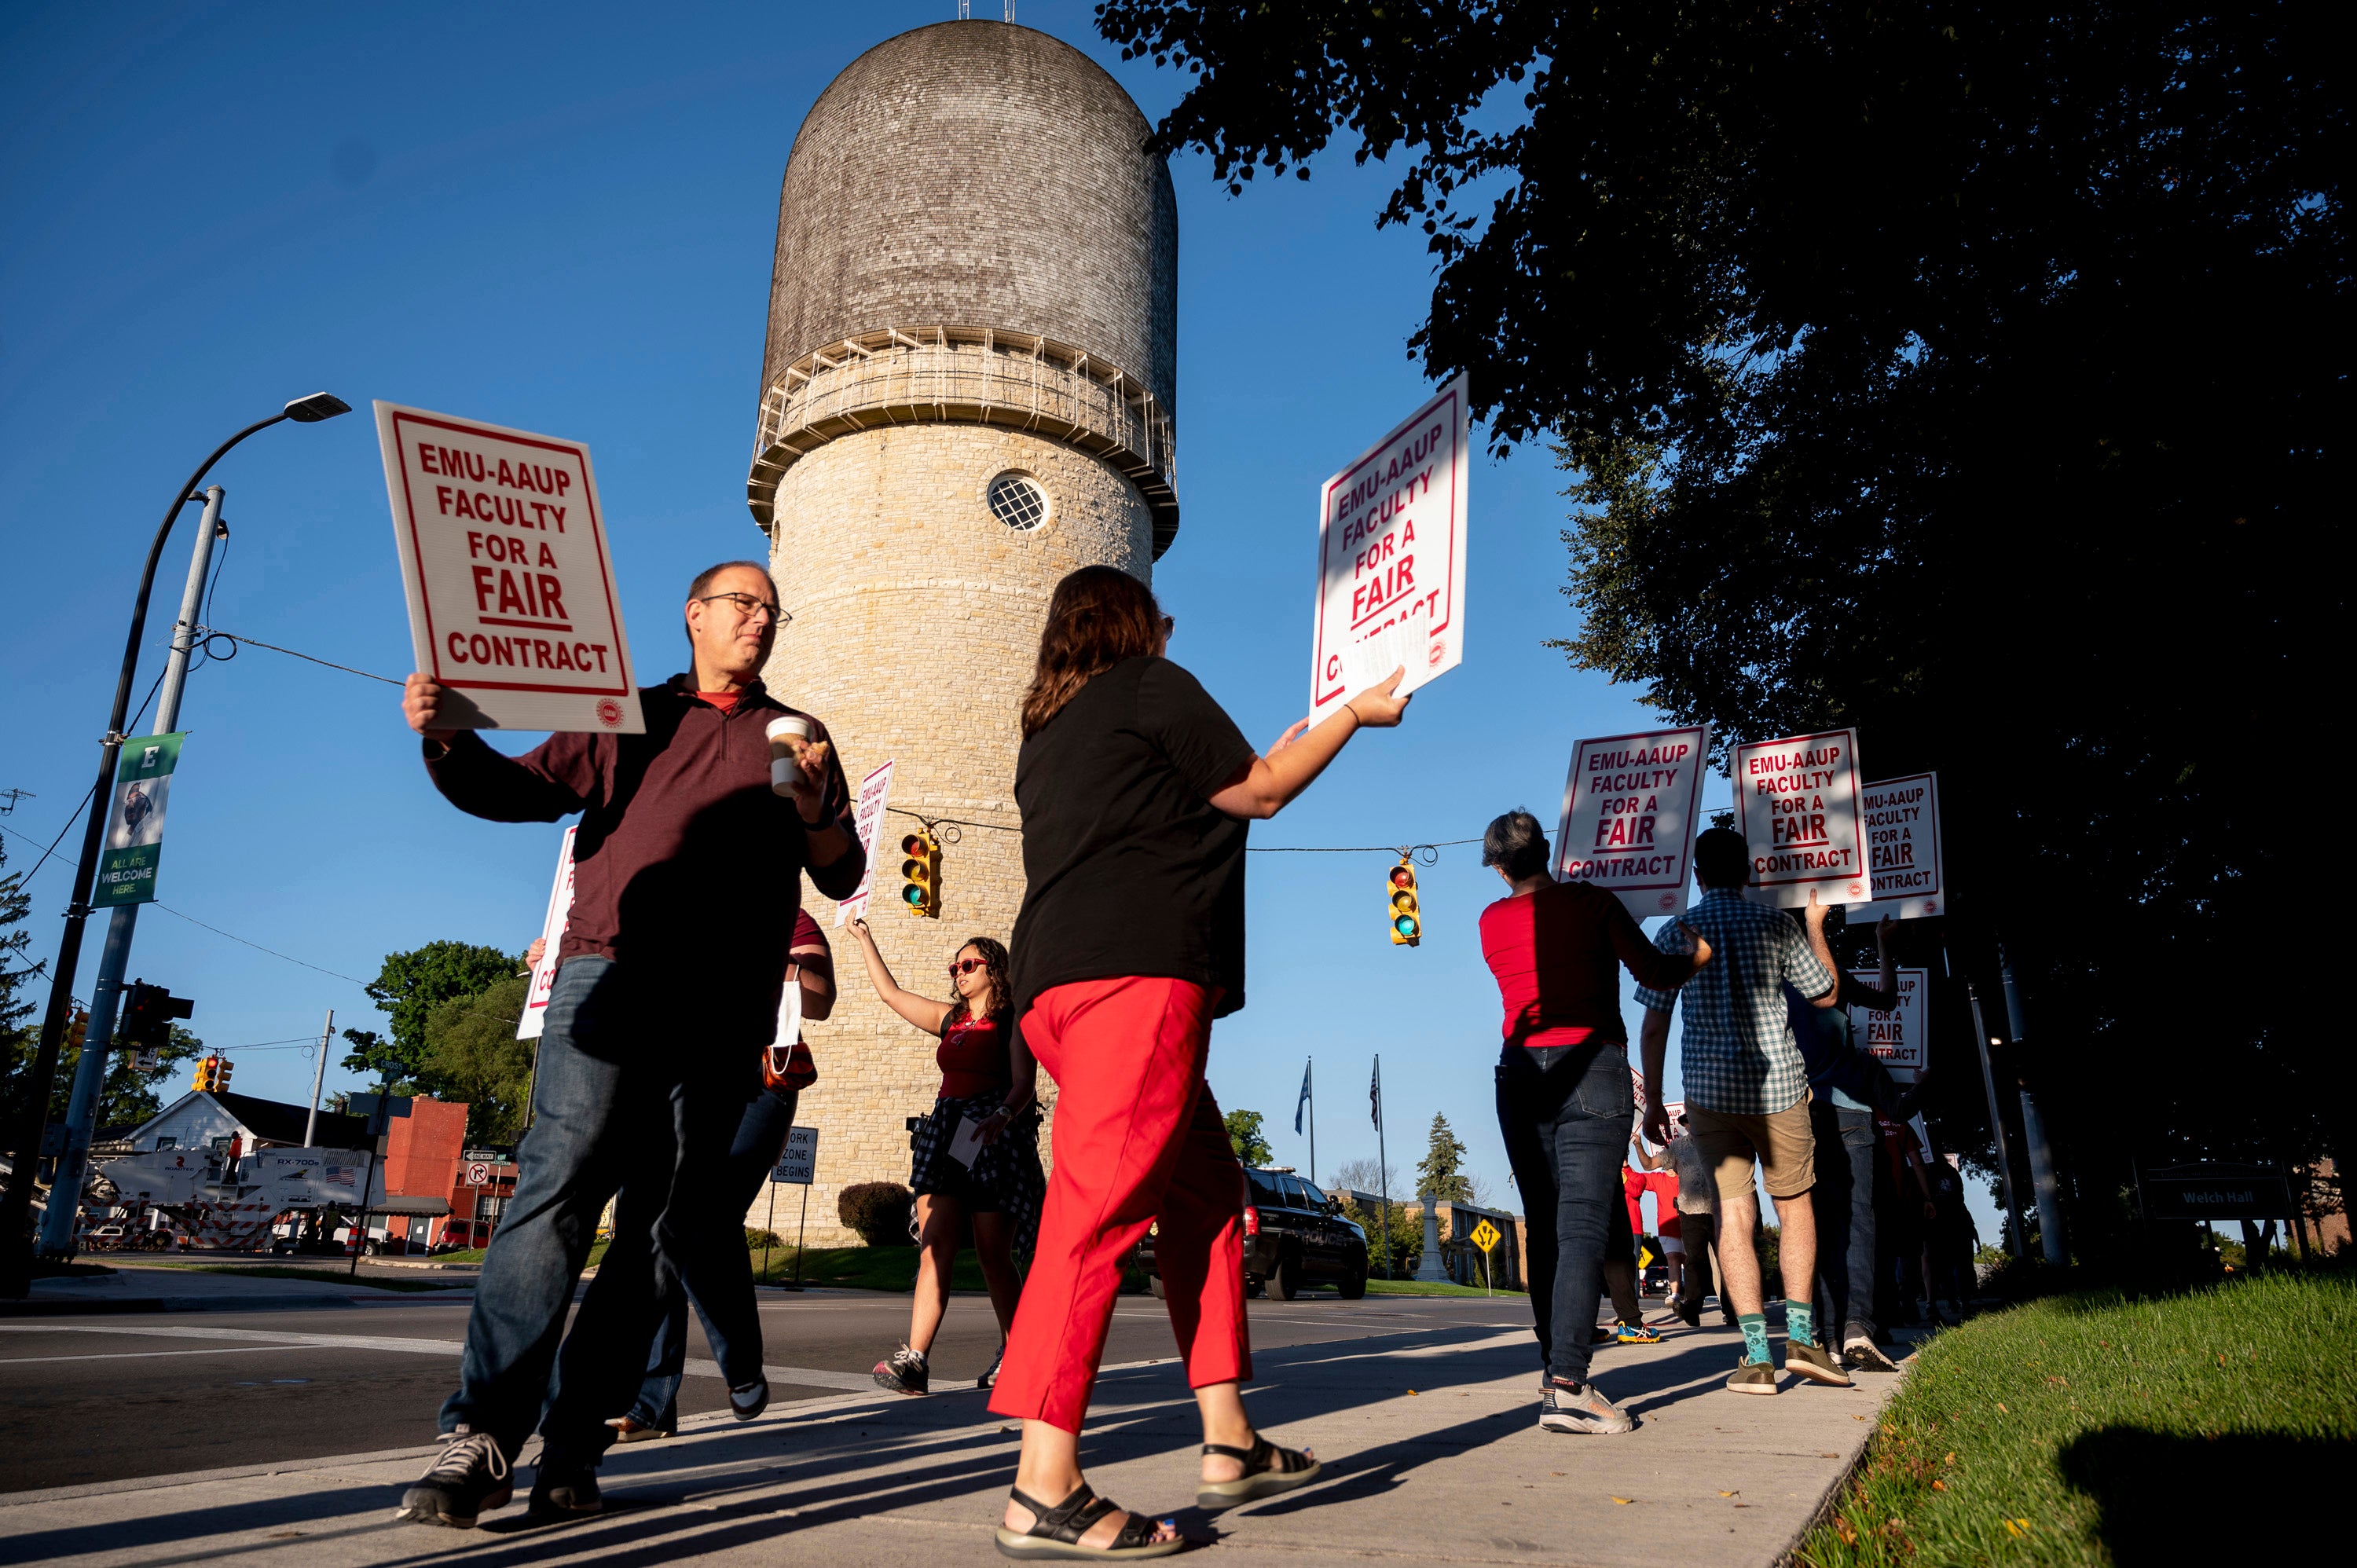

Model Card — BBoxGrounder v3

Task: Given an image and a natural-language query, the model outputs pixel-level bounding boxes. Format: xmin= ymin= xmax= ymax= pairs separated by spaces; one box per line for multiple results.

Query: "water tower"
xmin=748 ymin=20 xmax=1177 ymax=1237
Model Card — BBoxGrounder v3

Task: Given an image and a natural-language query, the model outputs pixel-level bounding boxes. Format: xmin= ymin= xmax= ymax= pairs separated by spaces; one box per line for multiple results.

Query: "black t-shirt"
xmin=1010 ymin=657 xmax=1257 ymax=1019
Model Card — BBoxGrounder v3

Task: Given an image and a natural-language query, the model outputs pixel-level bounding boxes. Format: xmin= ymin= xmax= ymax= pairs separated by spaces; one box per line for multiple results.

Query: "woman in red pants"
xmin=989 ymin=565 xmax=1409 ymax=1560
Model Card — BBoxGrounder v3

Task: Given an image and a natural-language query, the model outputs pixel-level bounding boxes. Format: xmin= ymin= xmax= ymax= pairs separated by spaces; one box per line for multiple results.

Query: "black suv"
xmin=1138 ymin=1166 xmax=1369 ymax=1300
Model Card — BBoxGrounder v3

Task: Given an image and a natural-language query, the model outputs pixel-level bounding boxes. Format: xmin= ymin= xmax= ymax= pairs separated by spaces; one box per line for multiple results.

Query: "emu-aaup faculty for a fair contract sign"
xmin=1732 ymin=728 xmax=1868 ymax=907
xmin=1554 ymin=725 xmax=1712 ymax=920
xmin=1309 ymin=375 xmax=1471 ymax=715
xmin=376 ymin=402 xmax=643 ymax=734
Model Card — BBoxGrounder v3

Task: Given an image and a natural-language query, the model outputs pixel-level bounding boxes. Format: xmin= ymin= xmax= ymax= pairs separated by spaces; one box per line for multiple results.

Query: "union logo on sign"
xmin=596 ymin=698 xmax=624 ymax=728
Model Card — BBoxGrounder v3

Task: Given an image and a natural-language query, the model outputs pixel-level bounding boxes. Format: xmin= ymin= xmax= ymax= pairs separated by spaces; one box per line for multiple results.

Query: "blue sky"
xmin=1 ymin=1 xmax=2000 ymax=1244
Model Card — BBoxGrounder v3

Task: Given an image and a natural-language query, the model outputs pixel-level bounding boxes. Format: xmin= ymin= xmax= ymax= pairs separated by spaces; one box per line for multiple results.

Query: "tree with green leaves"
xmin=1223 ymin=1108 xmax=1273 ymax=1167
xmin=1416 ymin=1113 xmax=1471 ymax=1203
xmin=342 ymin=940 xmax=521 ymax=1092
xmin=0 ymin=840 xmax=49 ymax=1138
xmin=1097 ymin=0 xmax=2344 ymax=1253
xmin=421 ymin=976 xmax=534 ymax=1145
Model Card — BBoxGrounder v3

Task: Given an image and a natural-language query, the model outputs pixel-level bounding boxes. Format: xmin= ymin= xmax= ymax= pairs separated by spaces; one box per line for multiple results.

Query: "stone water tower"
xmin=747 ymin=20 xmax=1177 ymax=1241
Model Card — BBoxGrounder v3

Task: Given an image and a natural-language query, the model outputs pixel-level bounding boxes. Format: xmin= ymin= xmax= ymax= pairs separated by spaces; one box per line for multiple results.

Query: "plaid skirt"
xmin=907 ymin=1091 xmax=1045 ymax=1259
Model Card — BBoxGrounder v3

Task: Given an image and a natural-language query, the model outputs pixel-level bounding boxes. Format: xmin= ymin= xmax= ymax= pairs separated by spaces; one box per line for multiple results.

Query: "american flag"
xmin=1369 ymin=1056 xmax=1382 ymax=1131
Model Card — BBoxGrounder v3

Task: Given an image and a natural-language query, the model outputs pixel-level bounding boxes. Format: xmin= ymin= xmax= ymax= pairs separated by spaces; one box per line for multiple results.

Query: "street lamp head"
xmin=284 ymin=392 xmax=351 ymax=423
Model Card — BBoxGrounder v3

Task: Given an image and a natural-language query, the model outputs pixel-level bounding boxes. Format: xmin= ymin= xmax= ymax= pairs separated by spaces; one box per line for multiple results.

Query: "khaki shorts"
xmin=1689 ymin=1094 xmax=1816 ymax=1200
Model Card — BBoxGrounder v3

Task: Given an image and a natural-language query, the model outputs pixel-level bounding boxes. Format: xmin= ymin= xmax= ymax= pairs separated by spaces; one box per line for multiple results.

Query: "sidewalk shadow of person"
xmin=2058 ymin=1427 xmax=2350 ymax=1566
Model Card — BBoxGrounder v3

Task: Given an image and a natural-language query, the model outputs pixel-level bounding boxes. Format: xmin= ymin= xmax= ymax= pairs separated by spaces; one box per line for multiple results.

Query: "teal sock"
xmin=1787 ymin=1299 xmax=1816 ymax=1349
xmin=1739 ymin=1313 xmax=1770 ymax=1365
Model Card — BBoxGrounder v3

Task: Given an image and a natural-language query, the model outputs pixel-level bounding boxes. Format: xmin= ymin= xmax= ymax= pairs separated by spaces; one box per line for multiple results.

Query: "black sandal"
xmin=994 ymin=1483 xmax=1185 ymax=1560
xmin=1196 ymin=1434 xmax=1321 ymax=1510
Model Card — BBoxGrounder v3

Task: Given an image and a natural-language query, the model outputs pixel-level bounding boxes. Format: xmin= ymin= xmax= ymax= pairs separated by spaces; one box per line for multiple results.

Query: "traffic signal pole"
xmin=36 ymin=489 xmax=226 ymax=1258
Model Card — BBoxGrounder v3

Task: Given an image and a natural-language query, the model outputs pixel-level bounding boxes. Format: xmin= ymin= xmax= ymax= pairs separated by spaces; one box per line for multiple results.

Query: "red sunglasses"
xmin=949 ymin=957 xmax=988 ymax=978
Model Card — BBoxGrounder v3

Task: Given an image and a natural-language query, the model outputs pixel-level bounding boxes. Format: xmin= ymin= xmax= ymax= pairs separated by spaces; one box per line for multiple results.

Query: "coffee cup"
xmin=766 ymin=716 xmax=814 ymax=796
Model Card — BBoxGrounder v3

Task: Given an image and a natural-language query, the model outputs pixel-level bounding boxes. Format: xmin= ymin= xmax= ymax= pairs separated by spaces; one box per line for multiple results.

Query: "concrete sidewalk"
xmin=0 ymin=1310 xmax=1904 ymax=1567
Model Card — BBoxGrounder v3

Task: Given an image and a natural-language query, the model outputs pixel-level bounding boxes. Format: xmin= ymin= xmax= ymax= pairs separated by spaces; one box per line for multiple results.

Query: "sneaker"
xmin=396 ymin=1428 xmax=512 ymax=1528
xmin=1843 ymin=1324 xmax=1900 ymax=1372
xmin=873 ymin=1343 xmax=929 ymax=1395
xmin=1614 ymin=1321 xmax=1663 ymax=1345
xmin=1539 ymin=1377 xmax=1634 ymax=1434
xmin=604 ymin=1414 xmax=675 ymax=1443
xmin=977 ymin=1341 xmax=1006 ymax=1390
xmin=528 ymin=1457 xmax=602 ymax=1519
xmin=1726 ymin=1358 xmax=1780 ymax=1395
xmin=1672 ymin=1297 xmax=1704 ymax=1328
xmin=729 ymin=1376 xmax=770 ymax=1421
xmin=1783 ymin=1339 xmax=1855 ymax=1387
xmin=1591 ymin=1324 xmax=1616 ymax=1346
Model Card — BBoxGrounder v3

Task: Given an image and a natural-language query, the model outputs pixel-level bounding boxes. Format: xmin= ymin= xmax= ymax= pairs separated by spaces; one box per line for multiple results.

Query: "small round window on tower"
xmin=987 ymin=471 xmax=1050 ymax=532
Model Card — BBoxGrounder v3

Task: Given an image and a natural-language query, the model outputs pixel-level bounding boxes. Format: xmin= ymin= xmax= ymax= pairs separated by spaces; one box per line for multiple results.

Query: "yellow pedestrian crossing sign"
xmin=1470 ymin=1218 xmax=1501 ymax=1252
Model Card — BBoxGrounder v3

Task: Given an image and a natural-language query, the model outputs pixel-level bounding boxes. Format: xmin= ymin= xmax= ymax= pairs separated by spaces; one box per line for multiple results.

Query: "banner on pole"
xmin=517 ymin=826 xmax=577 ymax=1041
xmin=1850 ymin=966 xmax=1930 ymax=1079
xmin=1732 ymin=728 xmax=1867 ymax=907
xmin=1553 ymin=724 xmax=1712 ymax=919
xmin=1309 ymin=374 xmax=1471 ymax=717
xmin=834 ymin=760 xmax=897 ymax=925
xmin=772 ymin=1126 xmax=819 ymax=1185
xmin=375 ymin=401 xmax=641 ymax=735
xmin=94 ymin=731 xmax=186 ymax=908
xmin=1849 ymin=772 xmax=1945 ymax=920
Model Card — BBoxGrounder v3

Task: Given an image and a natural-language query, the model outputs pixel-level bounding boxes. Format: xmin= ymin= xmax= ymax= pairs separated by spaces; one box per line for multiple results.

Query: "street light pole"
xmin=0 ymin=394 xmax=349 ymax=1298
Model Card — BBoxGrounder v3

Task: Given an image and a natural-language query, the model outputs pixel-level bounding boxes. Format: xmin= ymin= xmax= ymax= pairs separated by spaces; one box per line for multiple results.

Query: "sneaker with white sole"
xmin=1726 ymin=1357 xmax=1780 ymax=1395
xmin=396 ymin=1428 xmax=512 ymax=1528
xmin=977 ymin=1341 xmax=1006 ymax=1390
xmin=1843 ymin=1324 xmax=1900 ymax=1372
xmin=527 ymin=1457 xmax=601 ymax=1519
xmin=1783 ymin=1339 xmax=1855 ymax=1387
xmin=1539 ymin=1376 xmax=1634 ymax=1434
xmin=873 ymin=1343 xmax=929 ymax=1394
xmin=729 ymin=1376 xmax=770 ymax=1420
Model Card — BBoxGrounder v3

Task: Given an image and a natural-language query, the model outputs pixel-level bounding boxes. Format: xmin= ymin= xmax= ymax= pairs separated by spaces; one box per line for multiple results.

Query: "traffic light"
xmin=64 ymin=1009 xmax=89 ymax=1055
xmin=899 ymin=830 xmax=940 ymax=918
xmin=1387 ymin=858 xmax=1421 ymax=947
xmin=121 ymin=980 xmax=193 ymax=1053
xmin=192 ymin=1056 xmax=229 ymax=1092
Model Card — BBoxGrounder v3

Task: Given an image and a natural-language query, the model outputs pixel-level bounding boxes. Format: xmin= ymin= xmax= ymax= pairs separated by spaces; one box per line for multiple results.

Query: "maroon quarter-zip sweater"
xmin=424 ymin=674 xmax=865 ymax=1047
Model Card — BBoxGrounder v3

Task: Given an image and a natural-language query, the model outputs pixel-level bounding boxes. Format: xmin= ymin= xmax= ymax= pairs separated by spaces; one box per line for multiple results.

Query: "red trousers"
xmin=988 ymin=976 xmax=1252 ymax=1433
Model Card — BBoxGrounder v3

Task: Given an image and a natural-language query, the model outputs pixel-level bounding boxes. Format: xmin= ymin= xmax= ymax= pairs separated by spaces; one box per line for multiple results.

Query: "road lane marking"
xmin=1 ymin=1345 xmax=310 ymax=1365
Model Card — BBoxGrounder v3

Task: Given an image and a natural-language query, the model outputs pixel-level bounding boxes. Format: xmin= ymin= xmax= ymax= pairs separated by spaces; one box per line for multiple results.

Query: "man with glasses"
xmin=395 ymin=560 xmax=865 ymax=1528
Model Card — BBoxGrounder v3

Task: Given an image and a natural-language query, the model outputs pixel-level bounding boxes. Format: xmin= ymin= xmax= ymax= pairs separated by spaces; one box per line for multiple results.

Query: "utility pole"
xmin=38 ymin=489 xmax=225 ymax=1258
xmin=302 ymin=1008 xmax=334 ymax=1147
xmin=1373 ymin=1055 xmax=1389 ymax=1279
xmin=2001 ymin=947 xmax=2068 ymax=1265
xmin=1967 ymin=980 xmax=2030 ymax=1260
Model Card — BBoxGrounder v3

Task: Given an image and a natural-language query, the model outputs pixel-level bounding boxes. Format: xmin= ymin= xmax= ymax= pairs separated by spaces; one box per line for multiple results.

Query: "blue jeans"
xmin=627 ymin=1086 xmax=801 ymax=1428
xmin=1496 ymin=1041 xmax=1634 ymax=1386
xmin=437 ymin=958 xmax=761 ymax=1464
xmin=1810 ymin=1099 xmax=1880 ymax=1337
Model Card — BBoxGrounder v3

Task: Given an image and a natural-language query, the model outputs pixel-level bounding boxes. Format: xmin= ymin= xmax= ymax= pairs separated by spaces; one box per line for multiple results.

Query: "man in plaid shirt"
xmin=1637 ymin=828 xmax=1852 ymax=1394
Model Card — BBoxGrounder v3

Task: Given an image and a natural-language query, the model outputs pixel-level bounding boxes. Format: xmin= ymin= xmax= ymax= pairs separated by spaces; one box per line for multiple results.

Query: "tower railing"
xmin=747 ymin=324 xmax=1178 ymax=558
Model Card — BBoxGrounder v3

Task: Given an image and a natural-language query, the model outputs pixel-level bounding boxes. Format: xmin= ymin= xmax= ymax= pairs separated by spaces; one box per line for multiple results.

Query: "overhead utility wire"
xmin=882 ymin=805 xmax=1479 ymax=862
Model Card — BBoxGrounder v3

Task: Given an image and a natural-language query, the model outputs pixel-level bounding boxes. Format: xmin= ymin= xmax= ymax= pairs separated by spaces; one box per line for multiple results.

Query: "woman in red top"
xmin=990 ymin=566 xmax=1409 ymax=1559
xmin=848 ymin=923 xmax=1042 ymax=1398
xmin=1478 ymin=809 xmax=1707 ymax=1436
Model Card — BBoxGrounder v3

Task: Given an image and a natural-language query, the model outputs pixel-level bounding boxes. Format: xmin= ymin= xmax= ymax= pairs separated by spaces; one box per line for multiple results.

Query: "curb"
xmin=2 ymin=1289 xmax=473 ymax=1317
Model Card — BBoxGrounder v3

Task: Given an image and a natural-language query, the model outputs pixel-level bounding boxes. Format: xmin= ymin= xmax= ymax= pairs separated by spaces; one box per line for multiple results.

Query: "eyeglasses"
xmin=1158 ymin=614 xmax=1175 ymax=637
xmin=948 ymin=958 xmax=988 ymax=978
xmin=693 ymin=592 xmax=790 ymax=625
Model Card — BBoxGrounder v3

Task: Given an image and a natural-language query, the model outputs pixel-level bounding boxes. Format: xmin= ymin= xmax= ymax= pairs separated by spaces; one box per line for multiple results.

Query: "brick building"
xmin=746 ymin=20 xmax=1178 ymax=1241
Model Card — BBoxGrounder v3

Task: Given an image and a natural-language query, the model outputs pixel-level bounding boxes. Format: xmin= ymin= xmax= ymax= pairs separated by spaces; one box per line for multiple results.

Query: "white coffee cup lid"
xmin=765 ymin=715 xmax=814 ymax=742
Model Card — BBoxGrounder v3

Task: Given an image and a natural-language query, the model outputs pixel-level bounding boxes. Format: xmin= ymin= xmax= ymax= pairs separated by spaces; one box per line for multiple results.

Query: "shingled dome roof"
xmin=761 ymin=20 xmax=1178 ymax=416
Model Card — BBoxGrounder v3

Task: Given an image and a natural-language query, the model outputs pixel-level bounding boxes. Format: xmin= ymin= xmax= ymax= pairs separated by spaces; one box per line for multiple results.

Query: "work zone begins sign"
xmin=1851 ymin=772 xmax=1945 ymax=920
xmin=1309 ymin=375 xmax=1470 ymax=716
xmin=1553 ymin=724 xmax=1711 ymax=919
xmin=1850 ymin=967 xmax=1930 ymax=1079
xmin=1732 ymin=728 xmax=1866 ymax=907
xmin=376 ymin=402 xmax=642 ymax=734
xmin=772 ymin=1126 xmax=819 ymax=1186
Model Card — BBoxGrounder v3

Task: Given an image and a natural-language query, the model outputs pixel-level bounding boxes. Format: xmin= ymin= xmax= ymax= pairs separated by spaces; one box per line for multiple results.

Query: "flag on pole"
xmin=1369 ymin=1057 xmax=1382 ymax=1130
xmin=1295 ymin=1059 xmax=1313 ymax=1134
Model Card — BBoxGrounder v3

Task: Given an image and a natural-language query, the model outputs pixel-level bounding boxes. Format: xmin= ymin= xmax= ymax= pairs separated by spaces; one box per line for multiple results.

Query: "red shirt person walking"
xmin=988 ymin=566 xmax=1409 ymax=1559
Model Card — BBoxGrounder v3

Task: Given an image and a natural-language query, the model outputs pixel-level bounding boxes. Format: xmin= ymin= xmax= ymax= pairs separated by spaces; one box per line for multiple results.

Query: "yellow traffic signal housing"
xmin=899 ymin=830 xmax=941 ymax=918
xmin=65 ymin=1009 xmax=89 ymax=1053
xmin=192 ymin=1056 xmax=222 ymax=1092
xmin=1388 ymin=859 xmax=1422 ymax=947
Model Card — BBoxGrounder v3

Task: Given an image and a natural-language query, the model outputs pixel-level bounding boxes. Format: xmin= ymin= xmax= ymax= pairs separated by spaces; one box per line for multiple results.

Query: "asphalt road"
xmin=0 ymin=1288 xmax=1550 ymax=1496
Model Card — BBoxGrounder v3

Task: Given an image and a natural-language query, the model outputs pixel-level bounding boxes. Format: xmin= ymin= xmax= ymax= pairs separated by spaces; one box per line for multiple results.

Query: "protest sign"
xmin=516 ymin=826 xmax=577 ymax=1042
xmin=93 ymin=732 xmax=185 ymax=908
xmin=1309 ymin=374 xmax=1471 ymax=717
xmin=834 ymin=760 xmax=896 ymax=925
xmin=1850 ymin=772 xmax=1945 ymax=920
xmin=1554 ymin=724 xmax=1712 ymax=918
xmin=1732 ymin=728 xmax=1866 ymax=907
xmin=376 ymin=402 xmax=641 ymax=734
xmin=1850 ymin=966 xmax=1930 ymax=1079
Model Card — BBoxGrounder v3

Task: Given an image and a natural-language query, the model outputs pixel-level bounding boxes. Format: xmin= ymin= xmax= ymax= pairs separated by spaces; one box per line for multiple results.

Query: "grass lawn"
xmin=1796 ymin=1269 xmax=2357 ymax=1566
xmin=753 ymin=1245 xmax=991 ymax=1292
xmin=1365 ymin=1278 xmax=1527 ymax=1299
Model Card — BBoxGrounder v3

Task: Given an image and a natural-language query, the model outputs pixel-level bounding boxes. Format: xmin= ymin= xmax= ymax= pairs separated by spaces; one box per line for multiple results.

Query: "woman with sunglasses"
xmin=845 ymin=922 xmax=1041 ymax=1395
xmin=988 ymin=566 xmax=1409 ymax=1560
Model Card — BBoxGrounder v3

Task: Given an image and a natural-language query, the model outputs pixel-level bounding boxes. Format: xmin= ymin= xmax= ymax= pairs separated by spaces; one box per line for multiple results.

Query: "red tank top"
xmin=937 ymin=1014 xmax=1009 ymax=1100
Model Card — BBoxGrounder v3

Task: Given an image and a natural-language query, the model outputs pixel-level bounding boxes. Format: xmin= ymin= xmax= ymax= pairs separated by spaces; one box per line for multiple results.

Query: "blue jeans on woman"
xmin=626 ymin=1086 xmax=801 ymax=1429
xmin=435 ymin=958 xmax=762 ymax=1466
xmin=1496 ymin=1040 xmax=1635 ymax=1387
xmin=1810 ymin=1099 xmax=1882 ymax=1339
